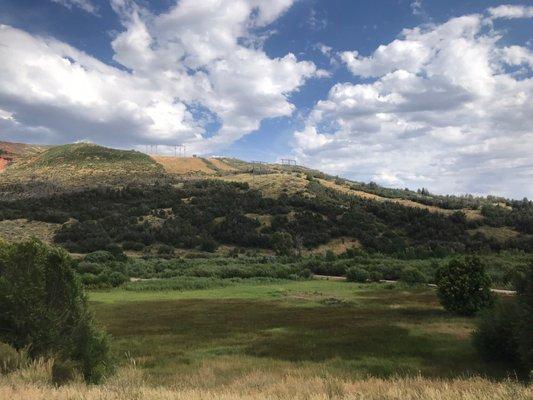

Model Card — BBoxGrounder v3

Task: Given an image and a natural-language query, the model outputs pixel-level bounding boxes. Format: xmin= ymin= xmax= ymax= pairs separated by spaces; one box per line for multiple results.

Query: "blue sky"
xmin=0 ymin=0 xmax=532 ymax=197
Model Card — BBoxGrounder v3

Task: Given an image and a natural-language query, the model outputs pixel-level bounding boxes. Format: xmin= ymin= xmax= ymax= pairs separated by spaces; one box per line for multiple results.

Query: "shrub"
xmin=157 ymin=244 xmax=175 ymax=256
xmin=367 ymin=270 xmax=383 ymax=282
xmin=346 ymin=266 xmax=369 ymax=283
xmin=199 ymin=236 xmax=218 ymax=253
xmin=516 ymin=264 xmax=533 ymax=370
xmin=399 ymin=267 xmax=426 ymax=285
xmin=52 ymin=359 xmax=78 ymax=386
xmin=84 ymin=250 xmax=115 ymax=263
xmin=472 ymin=300 xmax=521 ymax=364
xmin=472 ymin=265 xmax=533 ymax=373
xmin=0 ymin=342 xmax=24 ymax=374
xmin=298 ymin=268 xmax=313 ymax=279
xmin=0 ymin=239 xmax=111 ymax=383
xmin=122 ymin=241 xmax=145 ymax=251
xmin=435 ymin=256 xmax=495 ymax=316
xmin=270 ymin=232 xmax=294 ymax=256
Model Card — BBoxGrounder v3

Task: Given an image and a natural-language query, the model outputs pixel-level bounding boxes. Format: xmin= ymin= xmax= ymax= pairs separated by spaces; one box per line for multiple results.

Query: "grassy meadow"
xmin=3 ymin=276 xmax=531 ymax=399
xmin=89 ymin=279 xmax=518 ymax=385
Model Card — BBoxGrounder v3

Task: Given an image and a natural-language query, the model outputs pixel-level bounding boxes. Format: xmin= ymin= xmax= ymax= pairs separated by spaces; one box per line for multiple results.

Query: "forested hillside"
xmin=0 ymin=142 xmax=532 ymax=257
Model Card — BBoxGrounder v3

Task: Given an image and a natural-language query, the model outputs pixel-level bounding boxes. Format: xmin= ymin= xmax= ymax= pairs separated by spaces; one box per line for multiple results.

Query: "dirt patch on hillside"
xmin=0 ymin=158 xmax=10 ymax=172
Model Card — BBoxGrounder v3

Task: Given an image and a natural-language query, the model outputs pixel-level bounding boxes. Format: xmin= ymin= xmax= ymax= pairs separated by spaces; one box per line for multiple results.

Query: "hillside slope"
xmin=0 ymin=141 xmax=531 ymax=256
xmin=0 ymin=143 xmax=166 ymax=197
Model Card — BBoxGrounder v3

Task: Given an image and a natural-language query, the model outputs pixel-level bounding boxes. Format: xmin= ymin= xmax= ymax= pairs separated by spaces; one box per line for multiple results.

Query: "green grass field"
xmin=89 ymin=279 xmax=515 ymax=387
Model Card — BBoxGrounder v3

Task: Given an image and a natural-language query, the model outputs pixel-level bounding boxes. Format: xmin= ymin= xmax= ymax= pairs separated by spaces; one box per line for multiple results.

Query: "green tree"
xmin=435 ymin=256 xmax=494 ymax=316
xmin=346 ymin=266 xmax=369 ymax=283
xmin=270 ymin=232 xmax=294 ymax=256
xmin=0 ymin=239 xmax=110 ymax=382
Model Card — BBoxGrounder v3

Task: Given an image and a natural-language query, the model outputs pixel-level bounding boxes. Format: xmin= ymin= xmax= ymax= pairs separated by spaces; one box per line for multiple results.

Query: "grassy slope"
xmin=0 ymin=143 xmax=165 ymax=189
xmin=89 ymin=280 xmax=518 ymax=385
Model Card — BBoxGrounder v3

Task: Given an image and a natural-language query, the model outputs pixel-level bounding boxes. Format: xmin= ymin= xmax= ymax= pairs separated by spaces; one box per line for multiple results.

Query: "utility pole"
xmin=281 ymin=159 xmax=296 ymax=168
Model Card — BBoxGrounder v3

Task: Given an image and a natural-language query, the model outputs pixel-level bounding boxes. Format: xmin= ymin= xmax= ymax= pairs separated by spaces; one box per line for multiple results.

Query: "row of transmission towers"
xmin=144 ymin=144 xmax=186 ymax=157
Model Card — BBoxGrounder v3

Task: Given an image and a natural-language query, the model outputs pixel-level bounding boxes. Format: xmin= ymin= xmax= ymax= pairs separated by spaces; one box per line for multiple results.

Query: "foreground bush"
xmin=0 ymin=239 xmax=110 ymax=382
xmin=472 ymin=301 xmax=521 ymax=364
xmin=473 ymin=264 xmax=533 ymax=374
xmin=436 ymin=256 xmax=494 ymax=316
xmin=0 ymin=342 xmax=25 ymax=374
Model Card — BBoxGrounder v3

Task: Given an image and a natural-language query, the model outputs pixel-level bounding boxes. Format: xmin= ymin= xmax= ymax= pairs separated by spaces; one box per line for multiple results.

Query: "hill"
xmin=0 ymin=143 xmax=166 ymax=198
xmin=0 ymin=141 xmax=531 ymax=257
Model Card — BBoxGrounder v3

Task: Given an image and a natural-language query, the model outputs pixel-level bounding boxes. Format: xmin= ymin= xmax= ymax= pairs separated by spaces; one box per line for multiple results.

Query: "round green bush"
xmin=346 ymin=266 xmax=370 ymax=283
xmin=399 ymin=267 xmax=426 ymax=285
xmin=435 ymin=256 xmax=494 ymax=316
xmin=0 ymin=239 xmax=111 ymax=383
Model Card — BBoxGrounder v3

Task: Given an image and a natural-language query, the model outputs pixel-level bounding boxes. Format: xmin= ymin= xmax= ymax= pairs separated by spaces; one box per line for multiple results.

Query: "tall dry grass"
xmin=1 ymin=359 xmax=530 ymax=400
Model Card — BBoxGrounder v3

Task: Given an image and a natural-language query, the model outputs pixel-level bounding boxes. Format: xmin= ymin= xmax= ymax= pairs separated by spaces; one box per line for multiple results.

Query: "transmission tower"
xmin=281 ymin=159 xmax=296 ymax=167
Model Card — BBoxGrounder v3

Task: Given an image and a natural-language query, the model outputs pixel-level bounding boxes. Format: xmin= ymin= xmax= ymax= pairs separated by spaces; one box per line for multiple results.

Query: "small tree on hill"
xmin=0 ymin=239 xmax=110 ymax=383
xmin=435 ymin=256 xmax=494 ymax=316
xmin=270 ymin=232 xmax=294 ymax=256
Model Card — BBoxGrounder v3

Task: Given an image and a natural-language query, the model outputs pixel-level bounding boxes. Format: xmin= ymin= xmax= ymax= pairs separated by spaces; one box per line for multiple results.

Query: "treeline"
xmin=0 ymin=180 xmax=531 ymax=256
xmin=482 ymin=200 xmax=533 ymax=234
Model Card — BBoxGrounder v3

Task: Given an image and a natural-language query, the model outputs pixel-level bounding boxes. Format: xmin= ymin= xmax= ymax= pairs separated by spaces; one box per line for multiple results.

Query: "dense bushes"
xmin=473 ymin=264 xmax=533 ymax=374
xmin=0 ymin=240 xmax=110 ymax=383
xmin=435 ymin=257 xmax=494 ymax=316
xmin=0 ymin=179 xmax=518 ymax=256
xmin=399 ymin=266 xmax=427 ymax=285
xmin=472 ymin=301 xmax=522 ymax=364
xmin=346 ymin=267 xmax=370 ymax=283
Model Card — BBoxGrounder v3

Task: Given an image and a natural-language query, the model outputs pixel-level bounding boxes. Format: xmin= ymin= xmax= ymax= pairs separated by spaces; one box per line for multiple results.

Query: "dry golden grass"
xmin=151 ymin=156 xmax=215 ymax=174
xmin=222 ymin=173 xmax=309 ymax=198
xmin=1 ymin=360 xmax=530 ymax=400
xmin=317 ymin=179 xmax=483 ymax=221
xmin=209 ymin=158 xmax=237 ymax=172
xmin=0 ymin=219 xmax=60 ymax=244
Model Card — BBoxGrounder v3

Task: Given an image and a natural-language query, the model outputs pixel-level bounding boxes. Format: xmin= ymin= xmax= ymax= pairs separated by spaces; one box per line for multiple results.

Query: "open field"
xmin=3 ymin=278 xmax=527 ymax=399
xmin=88 ymin=279 xmax=520 ymax=386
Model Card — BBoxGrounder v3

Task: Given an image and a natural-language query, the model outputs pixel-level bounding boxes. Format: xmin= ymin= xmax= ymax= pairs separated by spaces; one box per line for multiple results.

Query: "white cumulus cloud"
xmin=0 ymin=0 xmax=323 ymax=153
xmin=294 ymin=12 xmax=533 ymax=198
xmin=488 ymin=4 xmax=533 ymax=19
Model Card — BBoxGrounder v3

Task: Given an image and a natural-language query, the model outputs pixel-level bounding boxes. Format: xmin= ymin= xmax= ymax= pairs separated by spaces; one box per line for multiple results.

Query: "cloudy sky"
xmin=0 ymin=0 xmax=532 ymax=198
